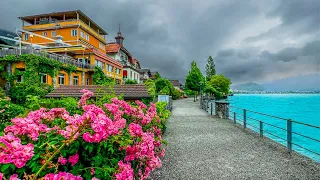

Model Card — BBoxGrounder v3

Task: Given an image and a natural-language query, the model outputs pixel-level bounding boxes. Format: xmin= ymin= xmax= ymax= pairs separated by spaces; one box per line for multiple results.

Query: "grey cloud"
xmin=246 ymin=0 xmax=320 ymax=42
xmin=0 ymin=0 xmax=319 ymax=85
xmin=214 ymin=40 xmax=320 ymax=84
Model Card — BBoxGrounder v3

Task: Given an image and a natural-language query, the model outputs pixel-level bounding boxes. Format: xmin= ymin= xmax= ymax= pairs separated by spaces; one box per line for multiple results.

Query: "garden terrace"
xmin=45 ymin=84 xmax=151 ymax=100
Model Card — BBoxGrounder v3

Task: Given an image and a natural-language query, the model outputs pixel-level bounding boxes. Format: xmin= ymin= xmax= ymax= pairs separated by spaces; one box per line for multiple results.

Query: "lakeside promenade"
xmin=151 ymin=98 xmax=320 ymax=180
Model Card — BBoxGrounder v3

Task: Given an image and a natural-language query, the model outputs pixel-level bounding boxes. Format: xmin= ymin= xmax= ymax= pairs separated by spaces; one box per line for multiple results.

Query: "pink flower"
xmin=0 ymin=173 xmax=3 ymax=180
xmin=43 ymin=172 xmax=82 ymax=180
xmin=58 ymin=155 xmax=67 ymax=165
xmin=128 ymin=123 xmax=143 ymax=137
xmin=91 ymin=178 xmax=99 ymax=180
xmin=135 ymin=100 xmax=147 ymax=109
xmin=68 ymin=152 xmax=79 ymax=166
xmin=9 ymin=174 xmax=19 ymax=180
xmin=0 ymin=134 xmax=34 ymax=168
xmin=78 ymin=89 xmax=94 ymax=108
xmin=91 ymin=168 xmax=95 ymax=175
xmin=115 ymin=161 xmax=134 ymax=180
xmin=159 ymin=148 xmax=166 ymax=157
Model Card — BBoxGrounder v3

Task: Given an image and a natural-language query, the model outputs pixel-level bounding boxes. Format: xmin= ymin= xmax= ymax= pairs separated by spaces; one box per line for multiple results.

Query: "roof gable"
xmin=106 ymin=44 xmax=120 ymax=53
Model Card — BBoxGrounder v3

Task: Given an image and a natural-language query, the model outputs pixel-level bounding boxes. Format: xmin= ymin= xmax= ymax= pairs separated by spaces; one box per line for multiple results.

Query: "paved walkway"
xmin=151 ymin=98 xmax=320 ymax=180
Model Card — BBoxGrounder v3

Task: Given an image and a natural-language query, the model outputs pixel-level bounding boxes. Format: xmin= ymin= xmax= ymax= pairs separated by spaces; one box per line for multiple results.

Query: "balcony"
xmin=0 ymin=47 xmax=94 ymax=69
xmin=23 ymin=20 xmax=78 ymax=31
xmin=23 ymin=19 xmax=106 ymax=43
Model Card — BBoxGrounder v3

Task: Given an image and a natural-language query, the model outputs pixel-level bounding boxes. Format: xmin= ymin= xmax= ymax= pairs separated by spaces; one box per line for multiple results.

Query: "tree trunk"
xmin=194 ymin=93 xmax=196 ymax=102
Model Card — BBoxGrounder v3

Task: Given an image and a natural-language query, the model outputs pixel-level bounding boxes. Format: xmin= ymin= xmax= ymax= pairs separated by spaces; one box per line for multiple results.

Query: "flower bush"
xmin=0 ymin=90 xmax=168 ymax=180
xmin=0 ymin=95 xmax=24 ymax=131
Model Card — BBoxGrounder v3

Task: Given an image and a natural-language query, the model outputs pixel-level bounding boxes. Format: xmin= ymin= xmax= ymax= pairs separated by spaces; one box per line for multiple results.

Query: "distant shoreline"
xmin=232 ymin=92 xmax=320 ymax=95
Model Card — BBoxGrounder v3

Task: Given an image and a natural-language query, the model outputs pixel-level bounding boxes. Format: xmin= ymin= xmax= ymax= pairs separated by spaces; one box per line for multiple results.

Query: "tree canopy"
xmin=207 ymin=74 xmax=231 ymax=96
xmin=185 ymin=61 xmax=204 ymax=92
xmin=155 ymin=78 xmax=174 ymax=95
xmin=153 ymin=72 xmax=161 ymax=80
xmin=205 ymin=56 xmax=216 ymax=81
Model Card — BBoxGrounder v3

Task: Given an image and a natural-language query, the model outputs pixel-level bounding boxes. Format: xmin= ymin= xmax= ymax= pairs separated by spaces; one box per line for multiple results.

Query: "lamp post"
xmin=200 ymin=81 xmax=203 ymax=96
xmin=199 ymin=81 xmax=203 ymax=104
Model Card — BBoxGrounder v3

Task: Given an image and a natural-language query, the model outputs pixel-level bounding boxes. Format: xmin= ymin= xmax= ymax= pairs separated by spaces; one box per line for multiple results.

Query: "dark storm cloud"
xmin=214 ymin=40 xmax=320 ymax=83
xmin=0 ymin=0 xmax=264 ymax=83
xmin=0 ymin=0 xmax=319 ymax=84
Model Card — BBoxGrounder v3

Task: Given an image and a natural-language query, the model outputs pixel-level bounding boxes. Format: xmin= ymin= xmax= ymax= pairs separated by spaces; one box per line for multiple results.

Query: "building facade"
xmin=140 ymin=68 xmax=151 ymax=83
xmin=106 ymin=29 xmax=141 ymax=84
xmin=17 ymin=10 xmax=123 ymax=86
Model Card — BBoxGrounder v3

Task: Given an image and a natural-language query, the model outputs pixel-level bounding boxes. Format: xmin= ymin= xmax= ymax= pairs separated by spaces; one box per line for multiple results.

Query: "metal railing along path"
xmin=228 ymin=105 xmax=320 ymax=159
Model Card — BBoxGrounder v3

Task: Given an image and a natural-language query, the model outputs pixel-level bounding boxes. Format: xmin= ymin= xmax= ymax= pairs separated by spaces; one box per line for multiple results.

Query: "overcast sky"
xmin=1 ymin=0 xmax=320 ymax=85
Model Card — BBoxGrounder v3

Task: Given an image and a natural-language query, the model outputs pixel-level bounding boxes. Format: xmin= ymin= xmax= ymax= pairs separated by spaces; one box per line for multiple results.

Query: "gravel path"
xmin=151 ymin=98 xmax=320 ymax=180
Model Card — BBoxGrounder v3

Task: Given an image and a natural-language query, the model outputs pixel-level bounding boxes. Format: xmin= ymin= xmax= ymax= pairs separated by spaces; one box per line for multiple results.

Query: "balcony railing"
xmin=0 ymin=47 xmax=94 ymax=69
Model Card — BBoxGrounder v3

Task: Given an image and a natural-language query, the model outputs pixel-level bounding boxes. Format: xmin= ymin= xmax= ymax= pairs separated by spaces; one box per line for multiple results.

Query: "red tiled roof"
xmin=106 ymin=44 xmax=120 ymax=53
xmin=45 ymin=85 xmax=151 ymax=100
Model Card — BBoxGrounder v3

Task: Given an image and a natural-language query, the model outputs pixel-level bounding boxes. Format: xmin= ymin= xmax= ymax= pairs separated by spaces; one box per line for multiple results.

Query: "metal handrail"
xmin=228 ymin=106 xmax=320 ymax=160
xmin=262 ymin=128 xmax=288 ymax=142
xmin=0 ymin=47 xmax=94 ymax=69
xmin=247 ymin=116 xmax=288 ymax=131
xmin=230 ymin=106 xmax=289 ymax=121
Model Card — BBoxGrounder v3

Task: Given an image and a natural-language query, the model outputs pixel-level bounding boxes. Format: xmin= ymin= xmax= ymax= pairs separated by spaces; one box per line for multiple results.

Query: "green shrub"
xmin=156 ymin=102 xmax=171 ymax=133
xmin=0 ymin=97 xmax=24 ymax=130
xmin=172 ymin=88 xmax=181 ymax=100
xmin=124 ymin=79 xmax=138 ymax=84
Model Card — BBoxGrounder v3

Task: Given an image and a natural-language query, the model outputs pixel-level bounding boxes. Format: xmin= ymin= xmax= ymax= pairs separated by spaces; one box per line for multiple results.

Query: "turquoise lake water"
xmin=227 ymin=94 xmax=320 ymax=162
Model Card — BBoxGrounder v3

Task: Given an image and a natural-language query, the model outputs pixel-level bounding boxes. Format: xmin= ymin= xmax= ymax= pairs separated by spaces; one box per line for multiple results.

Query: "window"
xmin=43 ymin=32 xmax=47 ymax=37
xmin=24 ymin=34 xmax=29 ymax=40
xmin=116 ymin=68 xmax=120 ymax=74
xmin=123 ymin=70 xmax=127 ymax=78
xmin=80 ymin=31 xmax=84 ymax=38
xmin=86 ymin=78 xmax=90 ymax=85
xmin=95 ymin=60 xmax=104 ymax=69
xmin=52 ymin=31 xmax=57 ymax=37
xmin=107 ymin=64 xmax=113 ymax=72
xmin=73 ymin=76 xmax=79 ymax=85
xmin=17 ymin=75 xmax=23 ymax=83
xmin=40 ymin=73 xmax=47 ymax=84
xmin=58 ymin=74 xmax=65 ymax=85
xmin=71 ymin=29 xmax=77 ymax=36
xmin=99 ymin=42 xmax=105 ymax=50
xmin=85 ymin=34 xmax=89 ymax=41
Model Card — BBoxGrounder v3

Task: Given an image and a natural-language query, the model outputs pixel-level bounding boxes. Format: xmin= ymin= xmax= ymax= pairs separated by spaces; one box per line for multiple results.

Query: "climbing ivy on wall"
xmin=0 ymin=54 xmax=78 ymax=104
xmin=92 ymin=66 xmax=115 ymax=85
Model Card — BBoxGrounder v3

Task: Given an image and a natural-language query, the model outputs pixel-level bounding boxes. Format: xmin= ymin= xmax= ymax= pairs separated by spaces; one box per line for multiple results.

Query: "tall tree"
xmin=185 ymin=61 xmax=204 ymax=101
xmin=205 ymin=56 xmax=216 ymax=81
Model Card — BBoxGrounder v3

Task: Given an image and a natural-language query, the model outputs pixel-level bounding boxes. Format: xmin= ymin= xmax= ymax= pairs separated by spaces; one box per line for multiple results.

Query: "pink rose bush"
xmin=0 ymin=90 xmax=169 ymax=179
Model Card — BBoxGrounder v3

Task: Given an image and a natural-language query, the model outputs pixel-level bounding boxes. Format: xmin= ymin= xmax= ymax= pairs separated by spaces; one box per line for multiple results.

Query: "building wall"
xmin=22 ymin=20 xmax=107 ymax=53
xmin=124 ymin=68 xmax=140 ymax=84
xmin=22 ymin=27 xmax=78 ymax=45
xmin=78 ymin=26 xmax=106 ymax=53
xmin=20 ymin=15 xmax=123 ymax=86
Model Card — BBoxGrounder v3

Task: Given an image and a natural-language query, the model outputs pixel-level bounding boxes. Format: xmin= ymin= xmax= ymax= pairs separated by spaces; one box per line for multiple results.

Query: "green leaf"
xmin=89 ymin=145 xmax=94 ymax=153
xmin=1 ymin=164 xmax=10 ymax=172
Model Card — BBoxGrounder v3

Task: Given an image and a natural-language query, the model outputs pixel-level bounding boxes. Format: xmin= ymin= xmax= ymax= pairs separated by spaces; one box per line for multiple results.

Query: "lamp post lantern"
xmin=199 ymin=81 xmax=203 ymax=99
